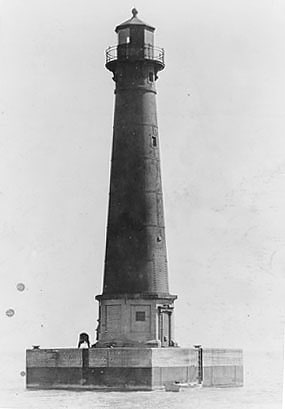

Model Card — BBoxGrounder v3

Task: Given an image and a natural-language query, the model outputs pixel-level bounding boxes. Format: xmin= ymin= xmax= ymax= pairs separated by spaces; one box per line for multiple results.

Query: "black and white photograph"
xmin=0 ymin=1 xmax=284 ymax=408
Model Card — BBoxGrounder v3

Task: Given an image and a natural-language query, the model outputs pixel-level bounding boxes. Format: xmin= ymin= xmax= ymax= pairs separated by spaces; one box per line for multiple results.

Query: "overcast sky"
xmin=1 ymin=0 xmax=285 ymax=385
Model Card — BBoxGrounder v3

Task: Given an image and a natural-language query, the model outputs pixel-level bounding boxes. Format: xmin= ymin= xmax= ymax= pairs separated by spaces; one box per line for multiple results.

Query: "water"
xmin=0 ymin=384 xmax=281 ymax=409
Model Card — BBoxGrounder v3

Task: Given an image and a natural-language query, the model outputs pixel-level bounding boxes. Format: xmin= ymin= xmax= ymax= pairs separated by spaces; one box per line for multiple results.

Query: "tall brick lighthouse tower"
xmin=96 ymin=8 xmax=177 ymax=348
xmin=26 ymin=10 xmax=243 ymax=391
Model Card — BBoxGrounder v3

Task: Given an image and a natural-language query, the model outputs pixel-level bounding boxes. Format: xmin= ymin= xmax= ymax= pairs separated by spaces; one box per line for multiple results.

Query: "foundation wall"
xmin=203 ymin=348 xmax=243 ymax=387
xmin=26 ymin=347 xmax=243 ymax=390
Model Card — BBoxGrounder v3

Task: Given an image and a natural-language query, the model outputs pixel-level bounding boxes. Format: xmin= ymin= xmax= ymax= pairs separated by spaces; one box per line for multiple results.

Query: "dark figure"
xmin=77 ymin=332 xmax=90 ymax=348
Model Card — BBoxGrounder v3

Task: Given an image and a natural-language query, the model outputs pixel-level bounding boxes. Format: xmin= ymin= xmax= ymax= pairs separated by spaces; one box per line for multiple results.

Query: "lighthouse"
xmin=95 ymin=8 xmax=177 ymax=348
xmin=26 ymin=10 xmax=243 ymax=391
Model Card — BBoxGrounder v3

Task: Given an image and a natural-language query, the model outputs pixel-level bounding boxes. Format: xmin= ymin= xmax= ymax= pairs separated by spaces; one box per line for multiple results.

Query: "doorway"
xmin=159 ymin=309 xmax=172 ymax=347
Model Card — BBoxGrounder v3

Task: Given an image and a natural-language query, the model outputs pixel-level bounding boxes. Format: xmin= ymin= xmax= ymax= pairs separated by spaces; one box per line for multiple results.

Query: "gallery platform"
xmin=26 ymin=347 xmax=243 ymax=390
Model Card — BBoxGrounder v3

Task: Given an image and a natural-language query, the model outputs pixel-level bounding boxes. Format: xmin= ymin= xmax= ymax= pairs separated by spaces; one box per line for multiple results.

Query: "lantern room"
xmin=105 ymin=9 xmax=164 ymax=72
xmin=116 ymin=8 xmax=154 ymax=47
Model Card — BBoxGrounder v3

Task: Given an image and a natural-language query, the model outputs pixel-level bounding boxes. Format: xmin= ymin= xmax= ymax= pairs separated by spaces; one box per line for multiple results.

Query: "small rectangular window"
xmin=144 ymin=29 xmax=154 ymax=46
xmin=149 ymin=72 xmax=154 ymax=82
xmin=152 ymin=136 xmax=157 ymax=147
xmin=118 ymin=28 xmax=130 ymax=44
xmin=136 ymin=311 xmax=146 ymax=321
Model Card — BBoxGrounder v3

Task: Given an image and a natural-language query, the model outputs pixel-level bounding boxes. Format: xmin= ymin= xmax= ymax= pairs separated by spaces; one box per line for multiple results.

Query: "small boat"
xmin=165 ymin=382 xmax=203 ymax=392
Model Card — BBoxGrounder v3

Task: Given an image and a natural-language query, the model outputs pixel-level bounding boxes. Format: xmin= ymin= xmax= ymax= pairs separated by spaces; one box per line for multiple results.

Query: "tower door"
xmin=159 ymin=311 xmax=171 ymax=347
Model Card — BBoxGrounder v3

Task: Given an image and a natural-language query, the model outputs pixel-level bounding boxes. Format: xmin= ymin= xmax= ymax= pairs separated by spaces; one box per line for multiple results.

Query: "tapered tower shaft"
xmin=104 ymin=56 xmax=168 ymax=296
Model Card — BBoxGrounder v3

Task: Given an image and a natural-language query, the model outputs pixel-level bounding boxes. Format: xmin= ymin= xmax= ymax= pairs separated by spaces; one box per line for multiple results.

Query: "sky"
xmin=1 ymin=0 xmax=285 ymax=388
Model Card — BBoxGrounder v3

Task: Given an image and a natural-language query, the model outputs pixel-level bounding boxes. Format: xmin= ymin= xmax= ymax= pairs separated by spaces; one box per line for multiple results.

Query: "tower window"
xmin=149 ymin=72 xmax=154 ymax=82
xmin=145 ymin=29 xmax=154 ymax=46
xmin=136 ymin=311 xmax=146 ymax=321
xmin=118 ymin=28 xmax=130 ymax=44
xmin=152 ymin=136 xmax=157 ymax=147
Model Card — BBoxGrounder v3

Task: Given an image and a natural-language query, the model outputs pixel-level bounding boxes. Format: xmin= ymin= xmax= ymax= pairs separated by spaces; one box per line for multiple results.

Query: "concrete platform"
xmin=26 ymin=347 xmax=243 ymax=390
xmin=203 ymin=348 xmax=243 ymax=387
